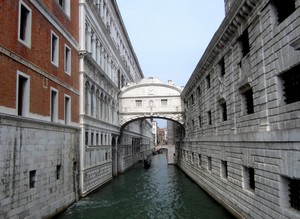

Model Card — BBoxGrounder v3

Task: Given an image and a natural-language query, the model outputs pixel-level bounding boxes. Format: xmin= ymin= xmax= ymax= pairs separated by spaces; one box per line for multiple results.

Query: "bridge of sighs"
xmin=118 ymin=77 xmax=184 ymax=127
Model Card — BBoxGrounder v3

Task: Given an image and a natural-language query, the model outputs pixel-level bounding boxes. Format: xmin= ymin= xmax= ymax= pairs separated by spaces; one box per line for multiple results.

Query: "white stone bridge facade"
xmin=118 ymin=78 xmax=184 ymax=127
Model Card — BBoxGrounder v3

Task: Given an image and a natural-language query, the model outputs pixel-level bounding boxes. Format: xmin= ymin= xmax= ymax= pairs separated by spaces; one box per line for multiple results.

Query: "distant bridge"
xmin=118 ymin=78 xmax=184 ymax=127
xmin=154 ymin=145 xmax=169 ymax=151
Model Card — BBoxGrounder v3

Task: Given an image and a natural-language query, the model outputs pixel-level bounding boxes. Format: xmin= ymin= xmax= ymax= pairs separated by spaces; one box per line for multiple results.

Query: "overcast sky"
xmin=116 ymin=1 xmax=225 ymax=127
xmin=116 ymin=0 xmax=225 ymax=87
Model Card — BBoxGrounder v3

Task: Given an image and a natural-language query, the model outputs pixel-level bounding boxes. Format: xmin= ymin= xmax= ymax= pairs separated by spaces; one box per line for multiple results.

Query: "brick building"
xmin=0 ymin=0 xmax=80 ymax=218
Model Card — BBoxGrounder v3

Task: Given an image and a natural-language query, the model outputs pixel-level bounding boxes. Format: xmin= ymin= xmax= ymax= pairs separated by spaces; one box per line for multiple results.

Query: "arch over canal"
xmin=118 ymin=78 xmax=185 ymax=127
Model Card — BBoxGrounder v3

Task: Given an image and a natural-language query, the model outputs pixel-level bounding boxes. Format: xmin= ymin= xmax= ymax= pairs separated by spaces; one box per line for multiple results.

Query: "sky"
xmin=116 ymin=1 xmax=225 ymax=127
xmin=116 ymin=0 xmax=225 ymax=87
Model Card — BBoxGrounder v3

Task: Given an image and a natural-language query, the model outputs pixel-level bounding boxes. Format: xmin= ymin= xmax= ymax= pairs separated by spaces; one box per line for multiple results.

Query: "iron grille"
xmin=289 ymin=178 xmax=300 ymax=211
xmin=281 ymin=64 xmax=300 ymax=104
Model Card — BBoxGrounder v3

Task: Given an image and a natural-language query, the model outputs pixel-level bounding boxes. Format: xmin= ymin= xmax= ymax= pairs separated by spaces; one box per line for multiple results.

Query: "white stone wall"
xmin=180 ymin=0 xmax=300 ymax=218
xmin=0 ymin=115 xmax=79 ymax=219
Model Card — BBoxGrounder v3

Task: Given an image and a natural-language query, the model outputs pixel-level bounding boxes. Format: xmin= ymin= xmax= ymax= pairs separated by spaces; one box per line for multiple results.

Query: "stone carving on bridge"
xmin=119 ymin=78 xmax=184 ymax=126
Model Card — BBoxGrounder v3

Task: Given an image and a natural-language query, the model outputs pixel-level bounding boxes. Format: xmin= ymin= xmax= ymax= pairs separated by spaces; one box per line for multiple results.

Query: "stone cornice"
xmin=182 ymin=0 xmax=260 ymax=97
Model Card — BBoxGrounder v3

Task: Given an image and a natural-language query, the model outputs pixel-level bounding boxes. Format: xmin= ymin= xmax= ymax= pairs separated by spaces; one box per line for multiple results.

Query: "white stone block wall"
xmin=180 ymin=0 xmax=300 ymax=218
xmin=0 ymin=115 xmax=80 ymax=218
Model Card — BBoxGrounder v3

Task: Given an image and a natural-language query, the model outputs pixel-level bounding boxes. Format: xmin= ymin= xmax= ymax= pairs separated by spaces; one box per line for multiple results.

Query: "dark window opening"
xmin=50 ymin=90 xmax=57 ymax=122
xmin=207 ymin=111 xmax=212 ymax=125
xmin=244 ymin=166 xmax=255 ymax=191
xmin=243 ymin=88 xmax=254 ymax=114
xmin=208 ymin=157 xmax=212 ymax=171
xmin=199 ymin=116 xmax=202 ymax=128
xmin=197 ymin=86 xmax=201 ymax=97
xmin=220 ymin=102 xmax=227 ymax=121
xmin=91 ymin=132 xmax=94 ymax=145
xmin=18 ymin=75 xmax=27 ymax=116
xmin=222 ymin=160 xmax=228 ymax=179
xmin=51 ymin=35 xmax=58 ymax=63
xmin=280 ymin=64 xmax=300 ymax=104
xmin=20 ymin=5 xmax=30 ymax=41
xmin=198 ymin=154 xmax=202 ymax=167
xmin=249 ymin=167 xmax=255 ymax=190
xmin=191 ymin=94 xmax=194 ymax=105
xmin=56 ymin=165 xmax=61 ymax=180
xmin=29 ymin=170 xmax=36 ymax=188
xmin=85 ymin=131 xmax=88 ymax=145
xmin=271 ymin=0 xmax=295 ymax=23
xmin=219 ymin=57 xmax=225 ymax=76
xmin=288 ymin=178 xmax=300 ymax=211
xmin=206 ymin=75 xmax=211 ymax=89
xmin=64 ymin=96 xmax=70 ymax=124
xmin=238 ymin=29 xmax=250 ymax=57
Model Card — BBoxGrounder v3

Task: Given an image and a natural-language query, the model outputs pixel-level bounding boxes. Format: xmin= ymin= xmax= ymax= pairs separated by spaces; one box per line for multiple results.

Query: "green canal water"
xmin=56 ymin=154 xmax=235 ymax=219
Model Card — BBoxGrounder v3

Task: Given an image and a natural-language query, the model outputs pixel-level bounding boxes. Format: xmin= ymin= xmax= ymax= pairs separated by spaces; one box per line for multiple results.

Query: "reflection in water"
xmin=56 ymin=154 xmax=235 ymax=219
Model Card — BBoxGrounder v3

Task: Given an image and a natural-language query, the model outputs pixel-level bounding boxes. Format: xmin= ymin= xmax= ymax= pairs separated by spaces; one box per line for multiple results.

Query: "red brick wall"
xmin=0 ymin=0 xmax=79 ymax=123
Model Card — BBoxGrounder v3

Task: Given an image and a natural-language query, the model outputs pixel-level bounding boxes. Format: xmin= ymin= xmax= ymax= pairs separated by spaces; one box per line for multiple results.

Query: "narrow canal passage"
xmin=56 ymin=154 xmax=235 ymax=219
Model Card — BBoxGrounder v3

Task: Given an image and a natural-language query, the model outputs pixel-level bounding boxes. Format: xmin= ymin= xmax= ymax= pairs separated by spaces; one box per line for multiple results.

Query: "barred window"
xmin=243 ymin=88 xmax=254 ymax=115
xmin=220 ymin=102 xmax=227 ymax=121
xmin=271 ymin=0 xmax=295 ymax=23
xmin=243 ymin=166 xmax=255 ymax=191
xmin=280 ymin=64 xmax=300 ymax=104
xmin=288 ymin=178 xmax=300 ymax=211
xmin=219 ymin=57 xmax=225 ymax=76
xmin=161 ymin=99 xmax=168 ymax=106
xmin=238 ymin=29 xmax=250 ymax=58
xmin=136 ymin=100 xmax=142 ymax=107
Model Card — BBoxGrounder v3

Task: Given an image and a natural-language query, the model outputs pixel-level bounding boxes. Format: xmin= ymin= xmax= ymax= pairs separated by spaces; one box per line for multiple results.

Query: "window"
xmin=191 ymin=94 xmax=194 ymax=105
xmin=135 ymin=100 xmax=142 ymax=107
xmin=64 ymin=45 xmax=71 ymax=74
xmin=29 ymin=170 xmax=36 ymax=188
xmin=191 ymin=152 xmax=194 ymax=164
xmin=192 ymin=120 xmax=195 ymax=130
xmin=242 ymin=88 xmax=254 ymax=115
xmin=271 ymin=0 xmax=295 ymax=24
xmin=280 ymin=64 xmax=300 ymax=104
xmin=207 ymin=110 xmax=212 ymax=125
xmin=219 ymin=57 xmax=225 ymax=76
xmin=18 ymin=1 xmax=32 ymax=47
xmin=220 ymin=102 xmax=227 ymax=121
xmin=161 ymin=99 xmax=168 ymax=106
xmin=238 ymin=29 xmax=250 ymax=58
xmin=198 ymin=154 xmax=202 ymax=167
xmin=197 ymin=86 xmax=201 ymax=97
xmin=50 ymin=89 xmax=58 ymax=122
xmin=207 ymin=157 xmax=212 ymax=172
xmin=243 ymin=166 xmax=255 ymax=191
xmin=51 ymin=31 xmax=59 ymax=66
xmin=221 ymin=160 xmax=228 ymax=179
xmin=206 ymin=74 xmax=211 ymax=89
xmin=85 ymin=131 xmax=89 ymax=145
xmin=96 ymin=133 xmax=99 ymax=145
xmin=198 ymin=116 xmax=202 ymax=128
xmin=91 ymin=132 xmax=94 ymax=145
xmin=57 ymin=0 xmax=70 ymax=17
xmin=17 ymin=72 xmax=30 ymax=116
xmin=64 ymin=95 xmax=70 ymax=124
xmin=56 ymin=165 xmax=61 ymax=180
xmin=281 ymin=176 xmax=300 ymax=211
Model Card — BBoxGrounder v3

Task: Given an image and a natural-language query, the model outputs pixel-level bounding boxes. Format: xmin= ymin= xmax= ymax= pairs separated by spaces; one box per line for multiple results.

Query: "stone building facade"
xmin=179 ymin=0 xmax=300 ymax=218
xmin=0 ymin=0 xmax=80 ymax=218
xmin=78 ymin=0 xmax=153 ymax=196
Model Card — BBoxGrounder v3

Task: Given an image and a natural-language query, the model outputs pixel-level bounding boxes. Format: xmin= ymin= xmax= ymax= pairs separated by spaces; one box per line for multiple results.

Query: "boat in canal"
xmin=143 ymin=157 xmax=151 ymax=169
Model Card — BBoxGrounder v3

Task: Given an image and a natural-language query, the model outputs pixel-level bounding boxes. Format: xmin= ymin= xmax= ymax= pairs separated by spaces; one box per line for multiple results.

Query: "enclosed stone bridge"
xmin=119 ymin=78 xmax=184 ymax=127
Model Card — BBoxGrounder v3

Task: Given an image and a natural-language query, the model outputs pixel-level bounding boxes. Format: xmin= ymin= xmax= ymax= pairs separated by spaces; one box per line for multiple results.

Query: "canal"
xmin=56 ymin=154 xmax=235 ymax=219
